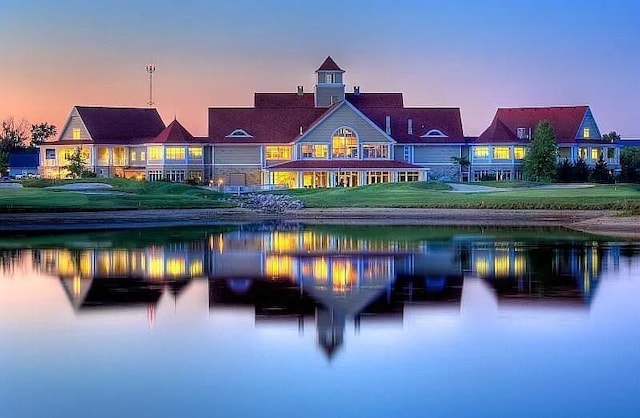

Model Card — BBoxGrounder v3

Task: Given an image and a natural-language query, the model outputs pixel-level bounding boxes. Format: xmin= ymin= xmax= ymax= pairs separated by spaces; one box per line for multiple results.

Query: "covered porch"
xmin=264 ymin=160 xmax=428 ymax=189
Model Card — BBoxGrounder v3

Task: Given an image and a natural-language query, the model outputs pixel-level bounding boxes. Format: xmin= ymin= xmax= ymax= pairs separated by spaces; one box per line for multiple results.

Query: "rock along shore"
xmin=0 ymin=208 xmax=639 ymax=238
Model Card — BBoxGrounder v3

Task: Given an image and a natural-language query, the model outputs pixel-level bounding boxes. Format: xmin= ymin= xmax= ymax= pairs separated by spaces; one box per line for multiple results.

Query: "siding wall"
xmin=129 ymin=146 xmax=147 ymax=167
xmin=314 ymin=85 xmax=345 ymax=108
xmin=414 ymin=145 xmax=460 ymax=164
xmin=577 ymin=109 xmax=602 ymax=140
xmin=213 ymin=145 xmax=261 ymax=165
xmin=59 ymin=108 xmax=91 ymax=141
xmin=299 ymin=104 xmax=391 ymax=144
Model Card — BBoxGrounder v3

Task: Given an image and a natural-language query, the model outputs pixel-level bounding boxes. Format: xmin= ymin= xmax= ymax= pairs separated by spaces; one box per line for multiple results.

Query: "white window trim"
xmin=226 ymin=129 xmax=253 ymax=138
xmin=421 ymin=129 xmax=447 ymax=138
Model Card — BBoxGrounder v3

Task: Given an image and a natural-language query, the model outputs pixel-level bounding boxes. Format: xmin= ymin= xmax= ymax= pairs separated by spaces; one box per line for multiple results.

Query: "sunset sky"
xmin=1 ymin=0 xmax=638 ymax=137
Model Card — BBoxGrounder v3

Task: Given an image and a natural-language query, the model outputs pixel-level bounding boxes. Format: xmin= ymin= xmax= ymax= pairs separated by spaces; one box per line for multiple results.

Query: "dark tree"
xmin=573 ymin=157 xmax=591 ymax=182
xmin=556 ymin=158 xmax=573 ymax=183
xmin=620 ymin=147 xmax=640 ymax=182
xmin=0 ymin=118 xmax=29 ymax=152
xmin=451 ymin=155 xmax=470 ymax=180
xmin=602 ymin=131 xmax=621 ymax=142
xmin=590 ymin=156 xmax=613 ymax=183
xmin=0 ymin=151 xmax=8 ymax=176
xmin=30 ymin=122 xmax=57 ymax=146
xmin=523 ymin=121 xmax=558 ymax=182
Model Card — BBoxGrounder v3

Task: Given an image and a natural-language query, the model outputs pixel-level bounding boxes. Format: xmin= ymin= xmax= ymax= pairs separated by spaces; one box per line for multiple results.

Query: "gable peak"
xmin=316 ymin=56 xmax=344 ymax=72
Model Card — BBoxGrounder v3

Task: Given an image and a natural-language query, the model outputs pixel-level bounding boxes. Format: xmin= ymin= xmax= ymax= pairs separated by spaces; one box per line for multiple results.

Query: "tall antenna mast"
xmin=146 ymin=64 xmax=156 ymax=107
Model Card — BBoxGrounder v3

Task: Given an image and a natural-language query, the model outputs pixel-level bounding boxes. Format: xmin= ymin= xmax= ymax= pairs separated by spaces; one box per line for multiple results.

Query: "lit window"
xmin=366 ymin=171 xmax=390 ymax=184
xmin=591 ymin=148 xmax=600 ymax=160
xmin=398 ymin=171 xmax=420 ymax=182
xmin=493 ymin=147 xmax=510 ymax=159
xmin=131 ymin=151 xmax=137 ymax=161
xmin=301 ymin=144 xmax=327 ymax=158
xmin=140 ymin=151 xmax=146 ymax=160
xmin=166 ymin=147 xmax=185 ymax=160
xmin=583 ymin=128 xmax=590 ymax=138
xmin=148 ymin=146 xmax=163 ymax=160
xmin=332 ymin=128 xmax=358 ymax=158
xmin=362 ymin=144 xmax=388 ymax=159
xmin=514 ymin=146 xmax=526 ymax=160
xmin=72 ymin=128 xmax=81 ymax=140
xmin=265 ymin=146 xmax=291 ymax=160
xmin=188 ymin=146 xmax=203 ymax=159
xmin=473 ymin=147 xmax=489 ymax=158
xmin=579 ymin=147 xmax=588 ymax=159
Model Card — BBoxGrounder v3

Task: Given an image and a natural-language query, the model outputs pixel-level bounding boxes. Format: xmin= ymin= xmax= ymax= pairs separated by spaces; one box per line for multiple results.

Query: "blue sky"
xmin=1 ymin=0 xmax=638 ymax=136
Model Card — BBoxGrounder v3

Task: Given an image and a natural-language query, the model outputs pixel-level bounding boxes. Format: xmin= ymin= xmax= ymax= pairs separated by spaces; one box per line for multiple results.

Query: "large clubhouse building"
xmin=40 ymin=57 xmax=621 ymax=186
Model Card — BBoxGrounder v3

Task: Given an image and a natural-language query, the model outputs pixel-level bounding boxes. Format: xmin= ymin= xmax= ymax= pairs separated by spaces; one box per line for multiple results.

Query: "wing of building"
xmin=470 ymin=106 xmax=620 ymax=181
xmin=39 ymin=56 xmax=619 ymax=186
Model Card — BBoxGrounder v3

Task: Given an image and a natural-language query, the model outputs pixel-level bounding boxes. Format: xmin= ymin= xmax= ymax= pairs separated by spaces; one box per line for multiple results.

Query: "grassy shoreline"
xmin=1 ymin=179 xmax=640 ymax=214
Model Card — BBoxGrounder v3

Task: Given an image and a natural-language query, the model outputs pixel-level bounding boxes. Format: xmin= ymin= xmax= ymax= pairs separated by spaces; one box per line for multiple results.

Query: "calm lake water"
xmin=1 ymin=224 xmax=640 ymax=417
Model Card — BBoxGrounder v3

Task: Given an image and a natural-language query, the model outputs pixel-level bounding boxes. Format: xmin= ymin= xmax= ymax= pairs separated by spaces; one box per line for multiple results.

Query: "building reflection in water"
xmin=28 ymin=227 xmax=622 ymax=357
xmin=471 ymin=240 xmax=607 ymax=308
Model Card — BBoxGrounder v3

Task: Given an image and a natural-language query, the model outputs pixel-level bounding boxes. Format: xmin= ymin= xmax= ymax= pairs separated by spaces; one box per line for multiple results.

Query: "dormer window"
xmin=583 ymin=128 xmax=590 ymax=139
xmin=421 ymin=129 xmax=447 ymax=138
xmin=326 ymin=73 xmax=335 ymax=83
xmin=517 ymin=127 xmax=529 ymax=140
xmin=72 ymin=128 xmax=81 ymax=140
xmin=226 ymin=129 xmax=253 ymax=138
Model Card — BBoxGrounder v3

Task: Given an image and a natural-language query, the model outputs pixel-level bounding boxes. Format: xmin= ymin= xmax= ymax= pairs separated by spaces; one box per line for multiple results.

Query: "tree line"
xmin=0 ymin=117 xmax=57 ymax=176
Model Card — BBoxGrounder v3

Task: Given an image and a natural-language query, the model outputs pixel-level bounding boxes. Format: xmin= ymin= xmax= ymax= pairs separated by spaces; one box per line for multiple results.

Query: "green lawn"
xmin=286 ymin=181 xmax=640 ymax=211
xmin=2 ymin=179 xmax=640 ymax=213
xmin=0 ymin=178 xmax=230 ymax=212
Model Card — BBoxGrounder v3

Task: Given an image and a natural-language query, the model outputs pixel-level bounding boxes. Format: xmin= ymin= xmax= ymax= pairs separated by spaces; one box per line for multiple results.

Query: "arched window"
xmin=226 ymin=129 xmax=253 ymax=138
xmin=421 ymin=129 xmax=447 ymax=138
xmin=332 ymin=127 xmax=358 ymax=158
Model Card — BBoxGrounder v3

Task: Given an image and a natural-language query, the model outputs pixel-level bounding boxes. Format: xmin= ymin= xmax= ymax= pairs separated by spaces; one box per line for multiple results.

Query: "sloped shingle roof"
xmin=75 ymin=106 xmax=165 ymax=144
xmin=477 ymin=106 xmax=589 ymax=144
xmin=316 ymin=56 xmax=344 ymax=72
xmin=148 ymin=119 xmax=199 ymax=144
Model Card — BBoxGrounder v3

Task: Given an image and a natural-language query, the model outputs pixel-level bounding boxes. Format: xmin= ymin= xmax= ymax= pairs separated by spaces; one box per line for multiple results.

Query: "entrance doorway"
xmin=335 ymin=171 xmax=359 ymax=187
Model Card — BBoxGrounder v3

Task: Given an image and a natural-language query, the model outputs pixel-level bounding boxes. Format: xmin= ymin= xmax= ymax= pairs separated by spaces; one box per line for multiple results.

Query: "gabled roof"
xmin=148 ymin=119 xmax=196 ymax=144
xmin=75 ymin=106 xmax=165 ymax=144
xmin=254 ymin=93 xmax=315 ymax=108
xmin=208 ymin=107 xmax=328 ymax=144
xmin=477 ymin=106 xmax=590 ymax=144
xmin=356 ymin=107 xmax=465 ymax=144
xmin=316 ymin=56 xmax=343 ymax=72
xmin=345 ymin=93 xmax=403 ymax=108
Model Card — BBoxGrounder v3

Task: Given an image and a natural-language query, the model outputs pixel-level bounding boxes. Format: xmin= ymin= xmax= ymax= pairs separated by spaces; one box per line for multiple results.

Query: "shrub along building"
xmin=40 ymin=57 xmax=619 ymax=186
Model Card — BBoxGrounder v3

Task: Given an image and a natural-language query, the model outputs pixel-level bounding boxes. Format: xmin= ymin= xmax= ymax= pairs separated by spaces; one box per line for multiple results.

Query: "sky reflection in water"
xmin=1 ymin=225 xmax=640 ymax=418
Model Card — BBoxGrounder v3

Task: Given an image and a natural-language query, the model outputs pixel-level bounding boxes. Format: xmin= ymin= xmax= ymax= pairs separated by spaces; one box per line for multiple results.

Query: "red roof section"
xmin=148 ymin=119 xmax=196 ymax=144
xmin=345 ymin=93 xmax=403 ymax=108
xmin=316 ymin=56 xmax=343 ymax=72
xmin=477 ymin=106 xmax=589 ymax=144
xmin=356 ymin=107 xmax=465 ymax=144
xmin=267 ymin=160 xmax=424 ymax=171
xmin=209 ymin=98 xmax=465 ymax=145
xmin=75 ymin=106 xmax=165 ymax=144
xmin=255 ymin=93 xmax=315 ymax=108
xmin=209 ymin=107 xmax=329 ymax=144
